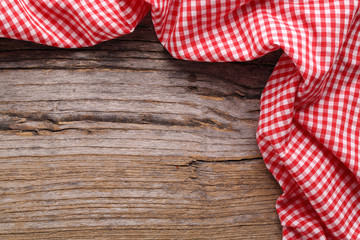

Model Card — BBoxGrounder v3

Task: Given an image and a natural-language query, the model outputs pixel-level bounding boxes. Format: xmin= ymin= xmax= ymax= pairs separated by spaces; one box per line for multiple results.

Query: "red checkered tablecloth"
xmin=1 ymin=1 xmax=360 ymax=239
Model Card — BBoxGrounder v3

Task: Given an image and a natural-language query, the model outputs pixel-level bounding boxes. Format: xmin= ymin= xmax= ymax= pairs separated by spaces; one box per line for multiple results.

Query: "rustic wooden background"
xmin=0 ymin=14 xmax=283 ymax=239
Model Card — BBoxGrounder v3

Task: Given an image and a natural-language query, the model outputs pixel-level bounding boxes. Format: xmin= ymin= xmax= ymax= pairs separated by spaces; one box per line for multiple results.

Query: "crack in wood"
xmin=0 ymin=112 xmax=234 ymax=131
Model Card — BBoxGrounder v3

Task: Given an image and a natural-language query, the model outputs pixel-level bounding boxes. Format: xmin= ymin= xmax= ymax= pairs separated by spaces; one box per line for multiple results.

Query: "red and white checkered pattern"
xmin=1 ymin=1 xmax=360 ymax=239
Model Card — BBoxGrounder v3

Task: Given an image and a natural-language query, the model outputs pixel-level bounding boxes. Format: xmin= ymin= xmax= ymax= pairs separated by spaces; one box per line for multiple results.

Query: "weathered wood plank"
xmin=0 ymin=14 xmax=283 ymax=239
xmin=0 ymin=156 xmax=282 ymax=239
xmin=0 ymin=69 xmax=261 ymax=159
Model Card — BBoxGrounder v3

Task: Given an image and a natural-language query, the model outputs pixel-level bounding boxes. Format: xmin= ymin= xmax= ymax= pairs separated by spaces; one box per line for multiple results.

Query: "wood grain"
xmin=0 ymin=14 xmax=283 ymax=239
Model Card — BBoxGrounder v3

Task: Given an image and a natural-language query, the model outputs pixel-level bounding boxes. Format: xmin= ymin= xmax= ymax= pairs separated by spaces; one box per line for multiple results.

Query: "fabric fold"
xmin=0 ymin=1 xmax=150 ymax=47
xmin=1 ymin=1 xmax=360 ymax=239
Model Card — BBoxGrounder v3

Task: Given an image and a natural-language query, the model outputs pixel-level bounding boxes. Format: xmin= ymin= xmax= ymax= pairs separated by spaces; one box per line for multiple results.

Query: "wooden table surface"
xmin=0 ymin=14 xmax=283 ymax=239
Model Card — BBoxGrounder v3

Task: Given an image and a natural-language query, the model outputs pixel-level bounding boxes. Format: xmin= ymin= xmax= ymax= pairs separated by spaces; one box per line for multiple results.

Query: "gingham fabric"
xmin=1 ymin=1 xmax=360 ymax=239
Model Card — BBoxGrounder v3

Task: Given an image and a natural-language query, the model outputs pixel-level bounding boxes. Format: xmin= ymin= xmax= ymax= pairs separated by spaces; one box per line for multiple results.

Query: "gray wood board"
xmin=0 ymin=14 xmax=283 ymax=239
